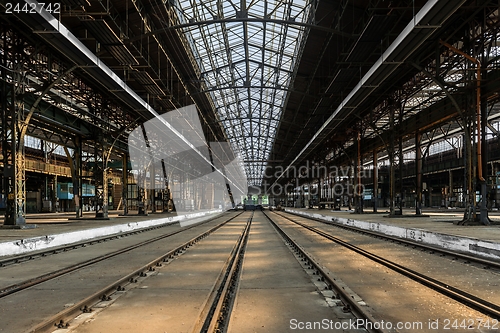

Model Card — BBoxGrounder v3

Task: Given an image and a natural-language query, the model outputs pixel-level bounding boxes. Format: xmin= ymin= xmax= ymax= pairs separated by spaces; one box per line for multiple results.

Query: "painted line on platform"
xmin=284 ymin=209 xmax=500 ymax=261
xmin=0 ymin=209 xmax=223 ymax=257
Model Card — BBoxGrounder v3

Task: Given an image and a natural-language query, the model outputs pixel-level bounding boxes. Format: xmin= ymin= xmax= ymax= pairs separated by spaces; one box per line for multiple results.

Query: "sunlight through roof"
xmin=171 ymin=0 xmax=313 ymax=186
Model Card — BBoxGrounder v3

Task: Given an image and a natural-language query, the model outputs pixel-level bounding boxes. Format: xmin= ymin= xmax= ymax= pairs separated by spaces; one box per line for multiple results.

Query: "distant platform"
xmin=284 ymin=208 xmax=500 ymax=261
xmin=0 ymin=209 xmax=223 ymax=257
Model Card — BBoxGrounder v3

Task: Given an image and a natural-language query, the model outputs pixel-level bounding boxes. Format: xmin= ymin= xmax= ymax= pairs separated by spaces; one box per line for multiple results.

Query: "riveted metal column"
xmin=398 ymin=108 xmax=404 ymax=215
xmin=1 ymin=27 xmax=11 ymax=224
xmin=449 ymin=170 xmax=454 ymax=208
xmin=122 ymin=153 xmax=129 ymax=216
xmin=93 ymin=137 xmax=109 ymax=219
xmin=137 ymin=170 xmax=146 ymax=215
xmin=347 ymin=165 xmax=353 ymax=210
xmin=161 ymin=159 xmax=171 ymax=212
xmin=150 ymin=162 xmax=156 ymax=213
xmin=415 ymin=131 xmax=423 ymax=215
xmin=480 ymin=94 xmax=490 ymax=224
xmin=2 ymin=28 xmax=26 ymax=226
xmin=373 ymin=150 xmax=378 ymax=213
xmin=66 ymin=136 xmax=82 ymax=218
xmin=355 ymin=131 xmax=363 ymax=214
xmin=388 ymin=106 xmax=396 ymax=216
xmin=75 ymin=137 xmax=82 ymax=217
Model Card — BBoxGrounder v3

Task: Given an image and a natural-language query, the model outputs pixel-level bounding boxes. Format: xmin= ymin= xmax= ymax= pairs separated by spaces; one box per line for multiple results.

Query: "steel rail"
xmin=1 ymin=213 xmax=240 ymax=299
xmin=1 ymin=217 xmax=179 ymax=267
xmin=281 ymin=211 xmax=500 ymax=269
xmin=25 ymin=212 xmax=244 ymax=333
xmin=192 ymin=211 xmax=253 ymax=333
xmin=272 ymin=211 xmax=500 ymax=320
xmin=263 ymin=210 xmax=388 ymax=333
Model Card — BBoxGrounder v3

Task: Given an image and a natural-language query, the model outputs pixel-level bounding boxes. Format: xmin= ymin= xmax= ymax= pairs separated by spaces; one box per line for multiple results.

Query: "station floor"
xmin=283 ymin=207 xmax=500 ymax=261
xmin=1 ymin=207 xmax=500 ymax=260
xmin=289 ymin=207 xmax=500 ymax=240
xmin=0 ymin=210 xmax=148 ymax=237
xmin=0 ymin=210 xmax=220 ymax=257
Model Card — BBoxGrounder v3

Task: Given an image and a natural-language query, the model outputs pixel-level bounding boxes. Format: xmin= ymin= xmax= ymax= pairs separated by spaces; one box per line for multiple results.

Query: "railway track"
xmin=0 ymin=213 xmax=240 ymax=300
xmin=191 ymin=211 xmax=253 ymax=333
xmin=0 ymin=211 xmax=243 ymax=333
xmin=46 ymin=211 xmax=255 ymax=333
xmin=269 ymin=210 xmax=500 ymax=322
xmin=283 ymin=210 xmax=500 ymax=269
xmin=262 ymin=210 xmax=384 ymax=333
xmin=0 ymin=214 xmax=223 ymax=268
xmin=54 ymin=210 xmax=360 ymax=333
xmin=6 ymin=209 xmax=497 ymax=333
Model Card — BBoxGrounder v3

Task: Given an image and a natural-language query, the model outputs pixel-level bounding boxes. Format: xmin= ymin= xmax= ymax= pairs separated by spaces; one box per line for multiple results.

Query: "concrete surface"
xmin=0 ymin=209 xmax=223 ymax=257
xmin=286 ymin=208 xmax=500 ymax=260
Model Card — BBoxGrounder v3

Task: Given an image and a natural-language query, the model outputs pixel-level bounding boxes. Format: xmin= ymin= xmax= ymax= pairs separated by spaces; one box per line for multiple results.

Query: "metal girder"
xmin=9 ymin=1 xmax=228 ymax=185
xmin=93 ymin=137 xmax=109 ymax=219
xmin=21 ymin=93 xmax=130 ymax=155
xmin=1 ymin=27 xmax=29 ymax=225
xmin=64 ymin=137 xmax=82 ymax=218
xmin=171 ymin=0 xmax=316 ymax=186
xmin=135 ymin=17 xmax=350 ymax=42
xmin=273 ymin=0 xmax=467 ymax=187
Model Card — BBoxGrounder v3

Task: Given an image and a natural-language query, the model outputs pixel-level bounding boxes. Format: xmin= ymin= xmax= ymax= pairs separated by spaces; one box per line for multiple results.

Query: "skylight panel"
xmin=173 ymin=0 xmax=313 ymax=186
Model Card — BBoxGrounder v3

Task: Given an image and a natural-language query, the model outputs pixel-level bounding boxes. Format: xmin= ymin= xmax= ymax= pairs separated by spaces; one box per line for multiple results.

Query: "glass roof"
xmin=171 ymin=0 xmax=314 ymax=186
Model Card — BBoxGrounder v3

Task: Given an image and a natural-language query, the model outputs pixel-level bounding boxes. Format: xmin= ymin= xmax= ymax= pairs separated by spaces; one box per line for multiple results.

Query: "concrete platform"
xmin=67 ymin=219 xmax=247 ymax=333
xmin=0 ymin=209 xmax=223 ymax=257
xmin=284 ymin=208 xmax=500 ymax=261
xmin=228 ymin=215 xmax=345 ymax=333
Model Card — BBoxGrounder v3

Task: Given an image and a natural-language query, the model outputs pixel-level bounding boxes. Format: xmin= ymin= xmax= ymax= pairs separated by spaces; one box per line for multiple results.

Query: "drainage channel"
xmin=271 ymin=211 xmax=500 ymax=320
xmin=27 ymin=212 xmax=243 ymax=333
xmin=262 ymin=210 xmax=386 ymax=333
xmin=192 ymin=211 xmax=254 ymax=333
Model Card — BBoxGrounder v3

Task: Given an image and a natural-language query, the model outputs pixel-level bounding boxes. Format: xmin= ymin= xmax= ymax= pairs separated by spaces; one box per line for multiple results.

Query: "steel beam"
xmin=121 ymin=153 xmax=129 ymax=216
xmin=1 ymin=28 xmax=27 ymax=226
xmin=93 ymin=136 xmax=109 ymax=219
xmin=415 ymin=131 xmax=423 ymax=215
xmin=372 ymin=150 xmax=378 ymax=213
xmin=274 ymin=0 xmax=467 ymax=187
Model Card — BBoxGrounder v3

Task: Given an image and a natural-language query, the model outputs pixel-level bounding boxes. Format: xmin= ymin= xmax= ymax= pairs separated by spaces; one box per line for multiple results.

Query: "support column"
xmin=388 ymin=107 xmax=396 ymax=216
xmin=373 ymin=150 xmax=378 ymax=213
xmin=137 ymin=170 xmax=146 ymax=215
xmin=355 ymin=131 xmax=364 ymax=214
xmin=122 ymin=153 xmax=129 ymax=216
xmin=54 ymin=175 xmax=58 ymax=213
xmin=415 ymin=131 xmax=423 ymax=215
xmin=93 ymin=138 xmax=109 ymax=219
xmin=449 ymin=170 xmax=454 ymax=208
xmin=75 ymin=137 xmax=82 ymax=218
xmin=1 ymin=29 xmax=26 ymax=226
xmin=161 ymin=159 xmax=171 ymax=212
xmin=398 ymin=111 xmax=404 ymax=215
xmin=348 ymin=165 xmax=353 ymax=210
xmin=479 ymin=93 xmax=490 ymax=224
xmin=65 ymin=136 xmax=82 ymax=219
xmin=150 ymin=162 xmax=156 ymax=213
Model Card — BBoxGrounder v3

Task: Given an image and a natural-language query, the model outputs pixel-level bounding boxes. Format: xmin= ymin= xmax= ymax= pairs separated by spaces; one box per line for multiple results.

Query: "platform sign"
xmin=57 ymin=183 xmax=74 ymax=200
xmin=82 ymin=184 xmax=96 ymax=197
